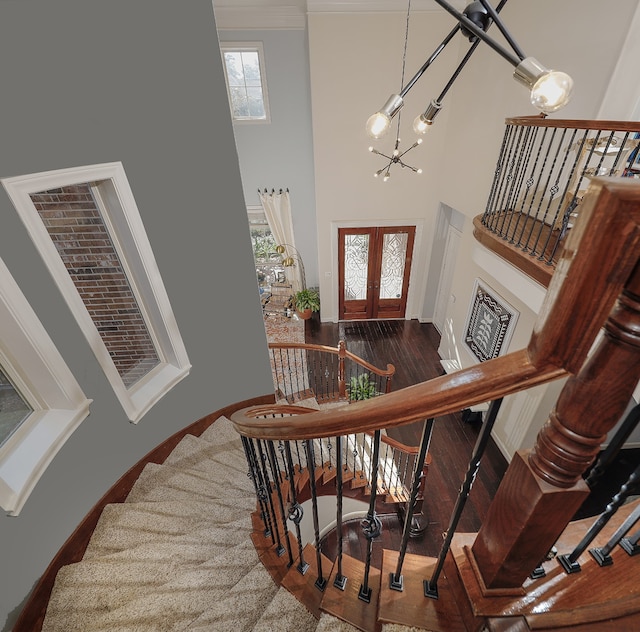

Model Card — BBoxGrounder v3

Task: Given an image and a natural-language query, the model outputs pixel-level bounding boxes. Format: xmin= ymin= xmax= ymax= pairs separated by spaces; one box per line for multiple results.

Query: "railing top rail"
xmin=235 ymin=178 xmax=640 ymax=442
xmin=505 ymin=115 xmax=640 ymax=132
xmin=268 ymin=341 xmax=396 ymax=378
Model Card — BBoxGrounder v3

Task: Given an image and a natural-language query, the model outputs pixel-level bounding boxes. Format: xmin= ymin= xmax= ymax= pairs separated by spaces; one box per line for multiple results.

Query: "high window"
xmin=221 ymin=42 xmax=270 ymax=123
xmin=2 ymin=163 xmax=191 ymax=423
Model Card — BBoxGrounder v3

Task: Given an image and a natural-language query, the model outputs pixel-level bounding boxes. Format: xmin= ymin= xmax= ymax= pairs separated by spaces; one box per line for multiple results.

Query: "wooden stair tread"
xmin=281 ymin=543 xmax=335 ymax=619
xmin=320 ymin=553 xmax=382 ymax=632
xmin=449 ymin=522 xmax=640 ymax=629
xmin=378 ymin=549 xmax=465 ymax=632
xmin=251 ymin=530 xmax=297 ymax=584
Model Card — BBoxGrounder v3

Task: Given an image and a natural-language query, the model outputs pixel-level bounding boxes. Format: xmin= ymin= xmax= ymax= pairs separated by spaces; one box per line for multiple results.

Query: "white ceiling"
xmin=213 ymin=0 xmax=468 ymax=30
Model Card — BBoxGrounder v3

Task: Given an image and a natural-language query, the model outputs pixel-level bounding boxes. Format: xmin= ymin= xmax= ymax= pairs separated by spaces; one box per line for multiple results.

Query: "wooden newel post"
xmin=471 ymin=265 xmax=640 ymax=589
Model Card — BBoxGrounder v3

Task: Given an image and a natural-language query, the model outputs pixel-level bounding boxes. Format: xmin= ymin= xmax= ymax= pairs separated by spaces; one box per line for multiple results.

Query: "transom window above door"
xmin=220 ymin=42 xmax=270 ymax=123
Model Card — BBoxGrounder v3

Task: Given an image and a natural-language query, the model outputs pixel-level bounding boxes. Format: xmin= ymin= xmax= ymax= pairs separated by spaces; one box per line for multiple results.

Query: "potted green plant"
xmin=293 ymin=288 xmax=320 ymax=320
xmin=347 ymin=373 xmax=378 ymax=401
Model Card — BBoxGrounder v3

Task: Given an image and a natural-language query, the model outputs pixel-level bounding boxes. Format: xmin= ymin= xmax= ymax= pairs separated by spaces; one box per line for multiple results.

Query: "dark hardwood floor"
xmin=303 ymin=317 xmax=510 ymax=561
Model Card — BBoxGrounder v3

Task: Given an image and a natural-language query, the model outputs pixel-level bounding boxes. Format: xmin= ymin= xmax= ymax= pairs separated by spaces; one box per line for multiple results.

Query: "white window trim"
xmin=0 ymin=257 xmax=92 ymax=515
xmin=220 ymin=41 xmax=271 ymax=124
xmin=2 ymin=162 xmax=191 ymax=423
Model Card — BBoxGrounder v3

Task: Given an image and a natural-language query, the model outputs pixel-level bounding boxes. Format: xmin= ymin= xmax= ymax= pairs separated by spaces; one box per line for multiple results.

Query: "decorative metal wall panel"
xmin=464 ymin=279 xmax=519 ymax=363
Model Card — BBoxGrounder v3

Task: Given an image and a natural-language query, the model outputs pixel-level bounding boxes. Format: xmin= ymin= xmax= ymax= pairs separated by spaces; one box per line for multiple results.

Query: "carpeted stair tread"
xmin=198 ymin=415 xmax=244 ymax=446
xmin=162 ymin=437 xmax=254 ymax=490
xmin=163 ymin=433 xmax=249 ymax=471
xmin=56 ymin=543 xmax=262 ymax=632
xmin=85 ymin=513 xmax=252 ymax=556
xmin=315 ymin=613 xmax=363 ymax=631
xmin=251 ymin=585 xmax=318 ymax=632
xmin=125 ymin=461 xmax=252 ymax=504
xmin=181 ymin=561 xmax=280 ymax=631
xmin=381 ymin=625 xmax=430 ymax=632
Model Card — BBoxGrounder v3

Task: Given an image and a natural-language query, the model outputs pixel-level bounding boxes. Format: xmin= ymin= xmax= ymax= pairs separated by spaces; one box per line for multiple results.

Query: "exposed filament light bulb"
xmin=413 ymin=100 xmax=442 ymax=135
xmin=365 ymin=94 xmax=404 ymax=138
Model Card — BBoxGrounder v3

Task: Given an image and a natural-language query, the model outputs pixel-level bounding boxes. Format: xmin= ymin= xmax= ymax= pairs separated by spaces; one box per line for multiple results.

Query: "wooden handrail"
xmin=506 ymin=115 xmax=640 ymax=132
xmin=231 ymin=178 xmax=640 ymax=442
xmin=268 ymin=341 xmax=396 ymax=378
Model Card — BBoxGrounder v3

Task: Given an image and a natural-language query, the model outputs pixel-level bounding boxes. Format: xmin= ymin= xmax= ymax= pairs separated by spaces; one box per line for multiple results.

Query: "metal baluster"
xmin=295 ymin=440 xmax=304 ymax=473
xmin=497 ymin=125 xmax=528 ymax=236
xmin=620 ymin=525 xmax=640 ymax=556
xmin=590 ymin=502 xmax=640 ymax=566
xmin=284 ymin=441 xmax=309 ymax=575
xmin=425 ymin=399 xmax=503 ymax=599
xmin=484 ymin=123 xmax=514 ymax=230
xmin=256 ymin=439 xmax=286 ymax=557
xmin=334 ymin=434 xmax=348 ymax=590
xmin=585 ymin=403 xmax=640 ymax=488
xmin=558 ymin=463 xmax=640 ymax=573
xmin=391 ymin=418 xmax=435 ymax=591
xmin=506 ymin=125 xmax=537 ymax=242
xmin=267 ymin=441 xmax=295 ymax=566
xmin=278 ymin=441 xmax=288 ymax=481
xmin=304 ymin=439 xmax=327 ymax=590
xmin=488 ymin=124 xmax=518 ymax=233
xmin=326 ymin=438 xmax=333 ymax=470
xmin=358 ymin=429 xmax=383 ymax=603
xmin=242 ymin=437 xmax=273 ymax=540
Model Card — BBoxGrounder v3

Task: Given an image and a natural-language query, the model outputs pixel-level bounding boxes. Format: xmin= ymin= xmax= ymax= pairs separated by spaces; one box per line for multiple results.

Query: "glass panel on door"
xmin=379 ymin=232 xmax=408 ymax=299
xmin=344 ymin=233 xmax=370 ymax=300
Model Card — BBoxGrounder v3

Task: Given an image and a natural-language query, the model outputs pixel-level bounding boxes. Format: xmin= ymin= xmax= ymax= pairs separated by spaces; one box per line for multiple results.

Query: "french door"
xmin=338 ymin=226 xmax=415 ymax=320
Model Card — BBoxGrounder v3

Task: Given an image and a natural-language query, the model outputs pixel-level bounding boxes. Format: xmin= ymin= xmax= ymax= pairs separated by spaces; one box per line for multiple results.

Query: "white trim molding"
xmin=2 ymin=162 xmax=191 ymax=423
xmin=0 ymin=257 xmax=92 ymax=516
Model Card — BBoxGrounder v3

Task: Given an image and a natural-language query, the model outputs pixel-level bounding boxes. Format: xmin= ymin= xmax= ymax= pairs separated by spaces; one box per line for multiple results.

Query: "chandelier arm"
xmin=434 ymin=0 xmax=509 ymax=104
xmin=399 ymin=23 xmax=460 ymax=98
xmin=431 ymin=0 xmax=521 ymax=68
xmin=477 ymin=0 xmax=525 ymax=61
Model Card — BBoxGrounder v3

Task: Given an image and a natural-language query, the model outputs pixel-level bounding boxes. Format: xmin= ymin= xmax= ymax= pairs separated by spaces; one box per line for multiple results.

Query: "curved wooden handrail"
xmin=268 ymin=341 xmax=396 ymax=378
xmin=231 ymin=178 xmax=640 ymax=443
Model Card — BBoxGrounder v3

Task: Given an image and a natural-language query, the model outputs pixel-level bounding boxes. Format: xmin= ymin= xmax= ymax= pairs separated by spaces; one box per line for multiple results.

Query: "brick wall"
xmin=31 ymin=184 xmax=160 ymax=388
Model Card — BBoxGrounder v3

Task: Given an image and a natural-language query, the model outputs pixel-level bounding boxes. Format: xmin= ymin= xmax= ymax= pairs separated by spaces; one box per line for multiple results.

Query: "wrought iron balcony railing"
xmin=475 ymin=116 xmax=640 ymax=286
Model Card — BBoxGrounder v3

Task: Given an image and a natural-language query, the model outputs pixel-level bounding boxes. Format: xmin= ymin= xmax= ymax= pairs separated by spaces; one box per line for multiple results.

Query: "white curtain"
xmin=259 ymin=188 xmax=304 ymax=292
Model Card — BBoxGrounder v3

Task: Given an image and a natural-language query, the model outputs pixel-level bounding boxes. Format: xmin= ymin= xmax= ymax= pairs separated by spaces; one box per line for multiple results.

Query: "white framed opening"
xmin=2 ymin=162 xmax=191 ymax=423
xmin=220 ymin=41 xmax=271 ymax=124
xmin=0 ymin=257 xmax=91 ymax=515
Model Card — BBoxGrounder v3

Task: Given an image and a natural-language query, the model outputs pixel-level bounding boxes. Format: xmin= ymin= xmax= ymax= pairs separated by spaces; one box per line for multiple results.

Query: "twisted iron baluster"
xmin=284 ymin=440 xmax=309 ymax=575
xmin=391 ymin=418 xmax=435 ymax=591
xmin=295 ymin=440 xmax=304 ymax=474
xmin=305 ymin=439 xmax=327 ymax=590
xmin=558 ymin=463 xmax=640 ymax=573
xmin=267 ymin=441 xmax=295 ymax=566
xmin=358 ymin=429 xmax=382 ymax=603
xmin=333 ymin=434 xmax=347 ymax=590
xmin=256 ymin=439 xmax=285 ymax=556
xmin=242 ymin=437 xmax=273 ymax=540
xmin=278 ymin=441 xmax=289 ymax=481
xmin=425 ymin=399 xmax=503 ymax=599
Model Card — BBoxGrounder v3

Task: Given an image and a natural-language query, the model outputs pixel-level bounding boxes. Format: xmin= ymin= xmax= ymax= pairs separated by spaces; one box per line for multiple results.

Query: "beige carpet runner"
xmin=40 ymin=415 xmax=418 ymax=631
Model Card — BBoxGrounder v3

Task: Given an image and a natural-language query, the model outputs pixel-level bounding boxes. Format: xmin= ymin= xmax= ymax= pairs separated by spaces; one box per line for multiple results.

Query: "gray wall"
xmin=217 ymin=28 xmax=319 ymax=288
xmin=0 ymin=2 xmax=273 ymax=629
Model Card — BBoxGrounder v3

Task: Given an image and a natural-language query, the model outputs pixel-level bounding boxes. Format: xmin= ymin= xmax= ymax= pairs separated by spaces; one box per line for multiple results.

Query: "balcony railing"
xmin=474 ymin=116 xmax=640 ymax=286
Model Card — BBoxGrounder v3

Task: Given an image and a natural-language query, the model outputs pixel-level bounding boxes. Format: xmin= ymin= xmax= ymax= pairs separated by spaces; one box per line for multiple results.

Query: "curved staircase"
xmin=38 ymin=414 xmax=366 ymax=632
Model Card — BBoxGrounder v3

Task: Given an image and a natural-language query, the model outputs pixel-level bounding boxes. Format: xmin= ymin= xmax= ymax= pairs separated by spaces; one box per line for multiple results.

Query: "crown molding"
xmin=213 ymin=0 xmax=467 ymax=30
xmin=214 ymin=6 xmax=307 ymax=30
xmin=306 ymin=0 xmax=460 ymax=13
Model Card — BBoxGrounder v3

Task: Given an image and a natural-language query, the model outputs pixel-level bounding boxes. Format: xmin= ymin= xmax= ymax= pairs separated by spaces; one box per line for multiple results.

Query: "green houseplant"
xmin=293 ymin=288 xmax=320 ymax=320
xmin=347 ymin=373 xmax=378 ymax=401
